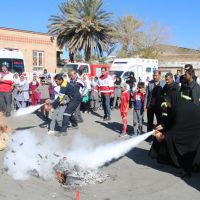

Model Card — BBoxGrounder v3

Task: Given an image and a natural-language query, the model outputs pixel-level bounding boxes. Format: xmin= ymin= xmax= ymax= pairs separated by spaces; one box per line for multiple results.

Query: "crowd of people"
xmin=0 ymin=61 xmax=200 ymax=175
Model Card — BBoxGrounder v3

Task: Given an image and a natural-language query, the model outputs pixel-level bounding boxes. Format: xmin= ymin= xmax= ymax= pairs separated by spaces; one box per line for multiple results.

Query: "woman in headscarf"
xmin=150 ymin=91 xmax=200 ymax=176
xmin=15 ymin=75 xmax=29 ymax=109
xmin=12 ymin=72 xmax=20 ymax=110
xmin=80 ymin=75 xmax=92 ymax=113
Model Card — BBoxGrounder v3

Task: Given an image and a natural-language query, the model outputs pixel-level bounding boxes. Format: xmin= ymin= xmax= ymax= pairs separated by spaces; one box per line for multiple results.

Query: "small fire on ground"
xmin=54 ymin=157 xmax=109 ymax=188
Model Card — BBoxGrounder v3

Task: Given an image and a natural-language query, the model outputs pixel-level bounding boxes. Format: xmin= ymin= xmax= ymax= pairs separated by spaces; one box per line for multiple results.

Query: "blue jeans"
xmin=101 ymin=95 xmax=111 ymax=118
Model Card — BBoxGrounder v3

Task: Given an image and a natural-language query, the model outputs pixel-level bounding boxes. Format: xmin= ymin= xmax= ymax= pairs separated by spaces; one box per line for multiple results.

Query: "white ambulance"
xmin=110 ymin=58 xmax=158 ymax=82
xmin=0 ymin=48 xmax=25 ymax=74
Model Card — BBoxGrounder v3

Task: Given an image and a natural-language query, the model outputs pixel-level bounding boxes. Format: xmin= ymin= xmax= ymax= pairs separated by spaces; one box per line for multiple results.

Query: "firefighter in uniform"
xmin=45 ymin=74 xmax=81 ymax=135
xmin=180 ymin=67 xmax=200 ymax=105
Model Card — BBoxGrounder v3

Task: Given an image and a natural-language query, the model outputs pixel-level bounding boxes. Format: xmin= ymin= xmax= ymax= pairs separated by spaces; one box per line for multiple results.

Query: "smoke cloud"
xmin=4 ymin=130 xmax=153 ymax=180
xmin=4 ymin=131 xmax=65 ymax=180
xmin=67 ymin=131 xmax=154 ymax=169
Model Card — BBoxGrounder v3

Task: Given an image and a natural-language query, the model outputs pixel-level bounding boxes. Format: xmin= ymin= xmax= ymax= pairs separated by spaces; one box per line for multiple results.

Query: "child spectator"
xmin=132 ymin=82 xmax=145 ymax=135
xmin=47 ymin=76 xmax=56 ymax=100
xmin=35 ymin=78 xmax=50 ymax=119
xmin=29 ymin=75 xmax=40 ymax=105
xmin=119 ymin=82 xmax=130 ymax=137
xmin=15 ymin=75 xmax=29 ymax=109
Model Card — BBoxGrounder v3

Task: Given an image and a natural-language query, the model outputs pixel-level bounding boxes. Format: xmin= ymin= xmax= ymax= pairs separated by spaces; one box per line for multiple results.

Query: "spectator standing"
xmin=43 ymin=69 xmax=51 ymax=81
xmin=113 ymin=76 xmax=121 ymax=109
xmin=70 ymin=70 xmax=84 ymax=123
xmin=119 ymin=82 xmax=130 ymax=137
xmin=126 ymin=72 xmax=137 ymax=109
xmin=0 ymin=62 xmax=13 ymax=116
xmin=29 ymin=75 xmax=40 ymax=105
xmin=132 ymin=82 xmax=145 ymax=135
xmin=35 ymin=78 xmax=50 ymax=119
xmin=96 ymin=67 xmax=114 ymax=121
xmin=12 ymin=72 xmax=20 ymax=111
xmin=47 ymin=76 xmax=56 ymax=100
xmin=144 ymin=70 xmax=165 ymax=132
xmin=15 ymin=75 xmax=29 ymax=109
xmin=90 ymin=76 xmax=100 ymax=111
xmin=80 ymin=75 xmax=92 ymax=113
xmin=174 ymin=69 xmax=182 ymax=85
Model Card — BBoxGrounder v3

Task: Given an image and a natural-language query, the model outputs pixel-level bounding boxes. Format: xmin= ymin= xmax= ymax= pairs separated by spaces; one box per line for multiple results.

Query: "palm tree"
xmin=48 ymin=0 xmax=113 ymax=62
xmin=113 ymin=15 xmax=143 ymax=57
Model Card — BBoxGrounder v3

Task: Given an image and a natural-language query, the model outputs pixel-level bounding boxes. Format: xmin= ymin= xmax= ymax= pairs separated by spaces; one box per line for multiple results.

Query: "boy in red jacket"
xmin=119 ymin=82 xmax=130 ymax=137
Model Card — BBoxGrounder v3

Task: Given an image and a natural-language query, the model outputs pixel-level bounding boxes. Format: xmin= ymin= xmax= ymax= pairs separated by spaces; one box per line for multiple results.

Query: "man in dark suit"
xmin=144 ymin=70 xmax=165 ymax=132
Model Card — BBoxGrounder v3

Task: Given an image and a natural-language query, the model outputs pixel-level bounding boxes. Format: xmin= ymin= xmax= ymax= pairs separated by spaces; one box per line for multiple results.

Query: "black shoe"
xmin=103 ymin=116 xmax=111 ymax=121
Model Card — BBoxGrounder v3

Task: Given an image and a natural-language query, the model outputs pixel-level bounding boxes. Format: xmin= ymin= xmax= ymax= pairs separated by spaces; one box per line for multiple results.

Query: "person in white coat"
xmin=15 ymin=75 xmax=29 ymax=109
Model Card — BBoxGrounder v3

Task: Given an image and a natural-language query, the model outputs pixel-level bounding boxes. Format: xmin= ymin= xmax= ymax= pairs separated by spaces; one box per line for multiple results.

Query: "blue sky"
xmin=0 ymin=0 xmax=200 ymax=49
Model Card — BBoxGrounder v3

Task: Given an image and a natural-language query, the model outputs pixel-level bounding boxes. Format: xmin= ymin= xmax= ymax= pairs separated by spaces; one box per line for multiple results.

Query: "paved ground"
xmin=0 ymin=109 xmax=199 ymax=200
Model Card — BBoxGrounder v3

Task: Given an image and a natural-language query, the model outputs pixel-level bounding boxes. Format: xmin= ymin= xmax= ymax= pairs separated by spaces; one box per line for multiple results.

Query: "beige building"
xmin=158 ymin=44 xmax=200 ymax=76
xmin=0 ymin=27 xmax=64 ymax=74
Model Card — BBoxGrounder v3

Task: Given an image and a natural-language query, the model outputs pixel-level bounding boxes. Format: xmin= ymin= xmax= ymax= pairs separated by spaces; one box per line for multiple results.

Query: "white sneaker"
xmin=47 ymin=130 xmax=56 ymax=135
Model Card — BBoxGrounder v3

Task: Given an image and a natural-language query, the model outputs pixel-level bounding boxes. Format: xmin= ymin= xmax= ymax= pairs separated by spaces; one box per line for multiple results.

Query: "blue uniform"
xmin=52 ymin=80 xmax=81 ymax=132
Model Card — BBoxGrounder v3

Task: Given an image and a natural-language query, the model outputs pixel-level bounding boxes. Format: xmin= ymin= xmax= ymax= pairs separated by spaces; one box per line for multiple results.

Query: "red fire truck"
xmin=61 ymin=62 xmax=111 ymax=77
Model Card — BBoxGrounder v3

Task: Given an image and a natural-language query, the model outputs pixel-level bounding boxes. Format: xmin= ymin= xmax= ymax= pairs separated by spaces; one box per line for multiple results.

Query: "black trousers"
xmin=0 ymin=92 xmax=12 ymax=116
xmin=147 ymin=106 xmax=162 ymax=132
xmin=60 ymin=99 xmax=81 ymax=132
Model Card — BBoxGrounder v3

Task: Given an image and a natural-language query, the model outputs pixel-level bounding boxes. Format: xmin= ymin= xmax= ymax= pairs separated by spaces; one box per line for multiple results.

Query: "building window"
xmin=32 ymin=51 xmax=44 ymax=67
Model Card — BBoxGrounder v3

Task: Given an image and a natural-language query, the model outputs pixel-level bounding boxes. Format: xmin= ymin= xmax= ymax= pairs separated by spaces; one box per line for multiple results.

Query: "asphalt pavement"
xmin=0 ymin=108 xmax=199 ymax=200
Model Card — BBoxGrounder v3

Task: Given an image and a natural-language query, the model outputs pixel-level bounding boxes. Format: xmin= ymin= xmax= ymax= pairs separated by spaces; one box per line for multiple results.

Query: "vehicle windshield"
xmin=62 ymin=64 xmax=79 ymax=75
xmin=111 ymin=70 xmax=124 ymax=77
xmin=0 ymin=58 xmax=24 ymax=74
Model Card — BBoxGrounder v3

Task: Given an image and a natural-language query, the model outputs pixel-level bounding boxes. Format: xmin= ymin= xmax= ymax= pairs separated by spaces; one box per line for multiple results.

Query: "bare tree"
xmin=134 ymin=23 xmax=170 ymax=58
xmin=113 ymin=15 xmax=143 ymax=57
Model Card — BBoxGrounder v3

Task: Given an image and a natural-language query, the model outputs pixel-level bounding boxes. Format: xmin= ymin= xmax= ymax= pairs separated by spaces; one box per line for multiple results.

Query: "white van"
xmin=0 ymin=48 xmax=25 ymax=74
xmin=110 ymin=58 xmax=158 ymax=82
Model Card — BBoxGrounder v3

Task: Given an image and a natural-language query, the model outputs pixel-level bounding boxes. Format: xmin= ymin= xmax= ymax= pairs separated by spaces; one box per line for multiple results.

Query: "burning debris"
xmin=53 ymin=158 xmax=109 ymax=188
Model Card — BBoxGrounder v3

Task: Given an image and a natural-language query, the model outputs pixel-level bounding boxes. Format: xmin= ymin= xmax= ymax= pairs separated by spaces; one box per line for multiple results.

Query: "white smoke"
xmin=13 ymin=104 xmax=43 ymax=117
xmin=4 ymin=131 xmax=65 ymax=180
xmin=67 ymin=131 xmax=154 ymax=169
xmin=4 ymin=130 xmax=154 ymax=180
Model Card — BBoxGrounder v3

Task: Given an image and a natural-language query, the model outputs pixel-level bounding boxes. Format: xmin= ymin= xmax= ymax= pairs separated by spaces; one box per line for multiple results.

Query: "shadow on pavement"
xmin=95 ymin=121 xmax=121 ymax=133
xmin=127 ymin=147 xmax=200 ymax=191
xmin=95 ymin=120 xmax=132 ymax=134
xmin=90 ymin=111 xmax=102 ymax=118
xmin=16 ymin=125 xmax=38 ymax=131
